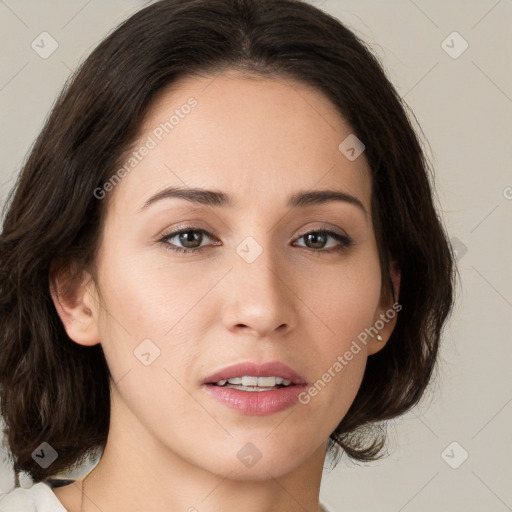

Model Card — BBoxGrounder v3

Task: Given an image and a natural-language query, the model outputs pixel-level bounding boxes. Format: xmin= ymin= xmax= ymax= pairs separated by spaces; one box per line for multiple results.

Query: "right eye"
xmin=159 ymin=227 xmax=219 ymax=253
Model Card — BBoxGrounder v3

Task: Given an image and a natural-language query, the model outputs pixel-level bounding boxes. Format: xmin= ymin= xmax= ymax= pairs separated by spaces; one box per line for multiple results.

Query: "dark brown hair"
xmin=0 ymin=0 xmax=456 ymax=482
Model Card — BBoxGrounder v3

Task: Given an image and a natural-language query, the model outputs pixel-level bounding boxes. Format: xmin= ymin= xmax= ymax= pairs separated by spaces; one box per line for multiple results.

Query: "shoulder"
xmin=320 ymin=502 xmax=334 ymax=512
xmin=0 ymin=481 xmax=68 ymax=512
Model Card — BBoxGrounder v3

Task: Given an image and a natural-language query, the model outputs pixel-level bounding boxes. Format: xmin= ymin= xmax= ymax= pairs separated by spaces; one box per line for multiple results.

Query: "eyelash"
xmin=158 ymin=226 xmax=352 ymax=254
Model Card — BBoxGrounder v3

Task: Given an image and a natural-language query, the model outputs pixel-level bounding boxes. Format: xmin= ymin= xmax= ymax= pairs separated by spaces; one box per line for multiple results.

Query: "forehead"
xmin=107 ymin=71 xmax=372 ymax=218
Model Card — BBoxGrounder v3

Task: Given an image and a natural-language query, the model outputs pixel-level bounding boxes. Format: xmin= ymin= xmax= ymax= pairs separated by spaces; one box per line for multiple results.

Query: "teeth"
xmin=214 ymin=376 xmax=293 ymax=387
xmin=242 ymin=376 xmax=259 ymax=386
xmin=226 ymin=385 xmax=278 ymax=392
xmin=256 ymin=376 xmax=275 ymax=387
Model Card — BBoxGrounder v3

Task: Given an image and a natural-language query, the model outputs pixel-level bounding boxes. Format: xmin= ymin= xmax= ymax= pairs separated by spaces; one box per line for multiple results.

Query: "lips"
xmin=201 ymin=361 xmax=307 ymax=386
xmin=201 ymin=361 xmax=308 ymax=415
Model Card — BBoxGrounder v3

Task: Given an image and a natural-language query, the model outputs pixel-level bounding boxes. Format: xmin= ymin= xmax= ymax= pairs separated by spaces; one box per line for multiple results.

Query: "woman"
xmin=0 ymin=0 xmax=456 ymax=511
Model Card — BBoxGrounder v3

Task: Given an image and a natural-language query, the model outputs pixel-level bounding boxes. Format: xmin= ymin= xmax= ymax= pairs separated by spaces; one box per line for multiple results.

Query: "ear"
xmin=367 ymin=259 xmax=401 ymax=355
xmin=49 ymin=260 xmax=101 ymax=346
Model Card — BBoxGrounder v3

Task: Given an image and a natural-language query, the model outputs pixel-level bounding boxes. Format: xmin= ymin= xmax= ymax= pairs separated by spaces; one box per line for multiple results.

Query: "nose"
xmin=220 ymin=245 xmax=298 ymax=339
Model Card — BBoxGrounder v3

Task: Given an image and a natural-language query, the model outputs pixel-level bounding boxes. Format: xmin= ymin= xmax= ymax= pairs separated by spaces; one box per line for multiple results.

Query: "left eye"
xmin=293 ymin=230 xmax=352 ymax=251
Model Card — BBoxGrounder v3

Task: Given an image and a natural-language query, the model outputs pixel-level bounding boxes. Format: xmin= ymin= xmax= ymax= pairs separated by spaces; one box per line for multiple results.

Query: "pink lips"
xmin=201 ymin=361 xmax=307 ymax=416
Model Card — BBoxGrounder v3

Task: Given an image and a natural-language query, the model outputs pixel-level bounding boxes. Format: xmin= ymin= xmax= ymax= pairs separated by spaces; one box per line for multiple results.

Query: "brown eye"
xmin=175 ymin=230 xmax=204 ymax=249
xmin=159 ymin=228 xmax=216 ymax=253
xmin=294 ymin=230 xmax=352 ymax=252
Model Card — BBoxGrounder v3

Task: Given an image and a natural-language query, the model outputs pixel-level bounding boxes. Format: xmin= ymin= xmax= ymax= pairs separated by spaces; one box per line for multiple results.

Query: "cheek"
xmin=96 ymin=246 xmax=203 ymax=339
xmin=93 ymin=244 xmax=222 ymax=401
xmin=305 ymin=251 xmax=382 ymax=344
xmin=93 ymin=251 xmax=212 ymax=454
xmin=294 ymin=331 xmax=368 ymax=453
xmin=300 ymin=252 xmax=381 ymax=416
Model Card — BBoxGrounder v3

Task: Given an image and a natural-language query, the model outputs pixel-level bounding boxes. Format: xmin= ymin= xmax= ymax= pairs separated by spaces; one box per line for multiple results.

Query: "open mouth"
xmin=201 ymin=360 xmax=307 ymax=415
xmin=211 ymin=376 xmax=293 ymax=392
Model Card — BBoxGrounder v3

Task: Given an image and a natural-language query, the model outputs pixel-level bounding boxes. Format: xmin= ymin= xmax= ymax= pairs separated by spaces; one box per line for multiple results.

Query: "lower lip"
xmin=202 ymin=384 xmax=307 ymax=415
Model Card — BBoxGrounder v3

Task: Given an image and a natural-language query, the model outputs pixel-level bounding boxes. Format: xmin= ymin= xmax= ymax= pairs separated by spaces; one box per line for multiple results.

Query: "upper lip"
xmin=202 ymin=361 xmax=307 ymax=385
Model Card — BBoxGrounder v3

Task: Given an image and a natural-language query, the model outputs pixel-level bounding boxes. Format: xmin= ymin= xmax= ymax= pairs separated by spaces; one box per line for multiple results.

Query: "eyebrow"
xmin=138 ymin=185 xmax=367 ymax=217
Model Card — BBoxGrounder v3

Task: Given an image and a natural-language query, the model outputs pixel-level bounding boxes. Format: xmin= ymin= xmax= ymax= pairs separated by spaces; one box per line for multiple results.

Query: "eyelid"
xmin=159 ymin=221 xmax=348 ymax=240
xmin=157 ymin=222 xmax=216 ymax=242
xmin=296 ymin=222 xmax=348 ymax=239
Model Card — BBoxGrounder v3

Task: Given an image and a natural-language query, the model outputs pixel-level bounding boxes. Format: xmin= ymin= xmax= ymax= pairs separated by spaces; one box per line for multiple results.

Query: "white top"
xmin=0 ymin=481 xmax=67 ymax=512
xmin=0 ymin=481 xmax=333 ymax=512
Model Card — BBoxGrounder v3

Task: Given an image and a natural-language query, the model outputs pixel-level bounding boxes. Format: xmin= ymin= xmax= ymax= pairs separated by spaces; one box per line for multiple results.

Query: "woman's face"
xmin=78 ymin=71 xmax=399 ymax=479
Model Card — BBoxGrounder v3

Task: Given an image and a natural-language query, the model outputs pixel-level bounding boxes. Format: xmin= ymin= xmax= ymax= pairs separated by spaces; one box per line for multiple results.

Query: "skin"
xmin=50 ymin=70 xmax=400 ymax=512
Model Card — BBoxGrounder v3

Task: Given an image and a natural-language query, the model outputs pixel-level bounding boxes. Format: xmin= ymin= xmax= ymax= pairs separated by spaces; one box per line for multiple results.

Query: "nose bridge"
xmin=222 ymin=233 xmax=297 ymax=336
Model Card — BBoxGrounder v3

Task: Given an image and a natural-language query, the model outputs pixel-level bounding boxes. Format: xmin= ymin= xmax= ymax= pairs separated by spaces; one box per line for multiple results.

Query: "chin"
xmin=200 ymin=446 xmax=308 ymax=481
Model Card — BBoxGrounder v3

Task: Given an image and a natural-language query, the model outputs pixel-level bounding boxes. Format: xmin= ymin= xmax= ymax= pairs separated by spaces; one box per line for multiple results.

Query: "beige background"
xmin=1 ymin=1 xmax=511 ymax=511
